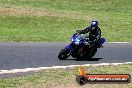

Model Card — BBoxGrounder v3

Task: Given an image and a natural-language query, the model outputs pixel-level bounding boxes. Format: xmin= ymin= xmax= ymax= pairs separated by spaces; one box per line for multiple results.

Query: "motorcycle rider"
xmin=77 ymin=21 xmax=101 ymax=48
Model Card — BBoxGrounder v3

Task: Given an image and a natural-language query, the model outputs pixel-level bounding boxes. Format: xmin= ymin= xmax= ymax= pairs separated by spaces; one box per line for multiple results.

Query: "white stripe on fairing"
xmin=0 ymin=62 xmax=132 ymax=74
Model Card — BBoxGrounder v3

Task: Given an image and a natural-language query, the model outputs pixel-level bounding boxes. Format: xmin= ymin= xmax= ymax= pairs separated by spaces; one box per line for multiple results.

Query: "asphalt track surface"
xmin=0 ymin=42 xmax=131 ymax=70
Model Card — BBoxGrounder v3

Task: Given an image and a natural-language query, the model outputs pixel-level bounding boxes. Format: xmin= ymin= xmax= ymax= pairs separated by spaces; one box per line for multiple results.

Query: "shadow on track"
xmin=65 ymin=58 xmax=103 ymax=61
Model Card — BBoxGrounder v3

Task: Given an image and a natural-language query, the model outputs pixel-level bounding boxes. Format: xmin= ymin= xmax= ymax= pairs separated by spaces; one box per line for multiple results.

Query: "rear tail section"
xmin=97 ymin=38 xmax=105 ymax=48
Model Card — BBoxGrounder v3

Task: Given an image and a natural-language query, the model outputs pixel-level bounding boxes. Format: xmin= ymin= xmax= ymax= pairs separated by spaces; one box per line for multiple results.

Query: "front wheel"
xmin=58 ymin=48 xmax=70 ymax=60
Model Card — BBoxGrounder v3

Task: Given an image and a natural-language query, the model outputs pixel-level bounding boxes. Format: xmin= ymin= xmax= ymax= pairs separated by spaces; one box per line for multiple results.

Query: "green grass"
xmin=0 ymin=0 xmax=131 ymax=13
xmin=0 ymin=0 xmax=131 ymax=42
xmin=0 ymin=16 xmax=88 ymax=42
xmin=0 ymin=64 xmax=132 ymax=88
xmin=0 ymin=14 xmax=131 ymax=42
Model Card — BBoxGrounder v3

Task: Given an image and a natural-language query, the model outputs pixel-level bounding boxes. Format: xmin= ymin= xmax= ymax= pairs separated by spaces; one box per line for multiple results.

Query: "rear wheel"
xmin=88 ymin=48 xmax=97 ymax=58
xmin=58 ymin=48 xmax=70 ymax=60
xmin=76 ymin=48 xmax=87 ymax=60
xmin=76 ymin=47 xmax=97 ymax=60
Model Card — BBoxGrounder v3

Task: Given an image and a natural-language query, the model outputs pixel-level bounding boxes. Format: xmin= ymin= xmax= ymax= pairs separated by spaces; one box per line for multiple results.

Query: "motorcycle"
xmin=58 ymin=32 xmax=105 ymax=60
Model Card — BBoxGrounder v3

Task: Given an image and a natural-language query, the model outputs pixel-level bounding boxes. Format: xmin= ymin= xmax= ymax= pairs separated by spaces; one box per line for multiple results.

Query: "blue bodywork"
xmin=97 ymin=38 xmax=105 ymax=48
xmin=66 ymin=44 xmax=73 ymax=51
xmin=66 ymin=33 xmax=105 ymax=51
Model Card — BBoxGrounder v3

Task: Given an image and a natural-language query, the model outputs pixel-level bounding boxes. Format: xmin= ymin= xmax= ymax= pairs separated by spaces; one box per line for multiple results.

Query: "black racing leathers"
xmin=77 ymin=26 xmax=101 ymax=45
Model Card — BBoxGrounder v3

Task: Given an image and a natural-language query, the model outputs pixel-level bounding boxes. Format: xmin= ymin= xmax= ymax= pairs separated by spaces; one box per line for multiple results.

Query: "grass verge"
xmin=0 ymin=15 xmax=88 ymax=42
xmin=0 ymin=0 xmax=131 ymax=13
xmin=0 ymin=14 xmax=131 ymax=42
xmin=0 ymin=64 xmax=132 ymax=88
xmin=0 ymin=0 xmax=131 ymax=42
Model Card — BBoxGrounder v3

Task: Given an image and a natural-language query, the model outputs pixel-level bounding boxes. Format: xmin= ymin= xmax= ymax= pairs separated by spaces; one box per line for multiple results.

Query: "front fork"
xmin=66 ymin=43 xmax=76 ymax=52
xmin=65 ymin=43 xmax=78 ymax=56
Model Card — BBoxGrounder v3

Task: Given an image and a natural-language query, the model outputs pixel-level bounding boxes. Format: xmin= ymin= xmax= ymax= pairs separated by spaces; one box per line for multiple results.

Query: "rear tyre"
xmin=76 ymin=48 xmax=97 ymax=60
xmin=88 ymin=48 xmax=97 ymax=58
xmin=76 ymin=48 xmax=87 ymax=60
xmin=58 ymin=48 xmax=70 ymax=60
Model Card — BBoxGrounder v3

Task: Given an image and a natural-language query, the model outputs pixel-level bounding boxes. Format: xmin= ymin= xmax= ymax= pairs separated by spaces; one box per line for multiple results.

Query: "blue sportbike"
xmin=58 ymin=32 xmax=105 ymax=60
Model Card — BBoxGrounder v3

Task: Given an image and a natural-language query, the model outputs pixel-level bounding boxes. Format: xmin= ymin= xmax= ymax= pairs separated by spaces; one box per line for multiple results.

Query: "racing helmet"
xmin=90 ymin=21 xmax=99 ymax=31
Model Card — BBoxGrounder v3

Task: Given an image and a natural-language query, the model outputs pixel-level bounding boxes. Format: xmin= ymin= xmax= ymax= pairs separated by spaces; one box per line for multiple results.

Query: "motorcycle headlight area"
xmin=74 ymin=38 xmax=80 ymax=45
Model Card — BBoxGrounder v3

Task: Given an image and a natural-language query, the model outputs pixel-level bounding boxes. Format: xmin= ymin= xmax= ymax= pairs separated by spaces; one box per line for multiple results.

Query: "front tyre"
xmin=58 ymin=48 xmax=70 ymax=60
